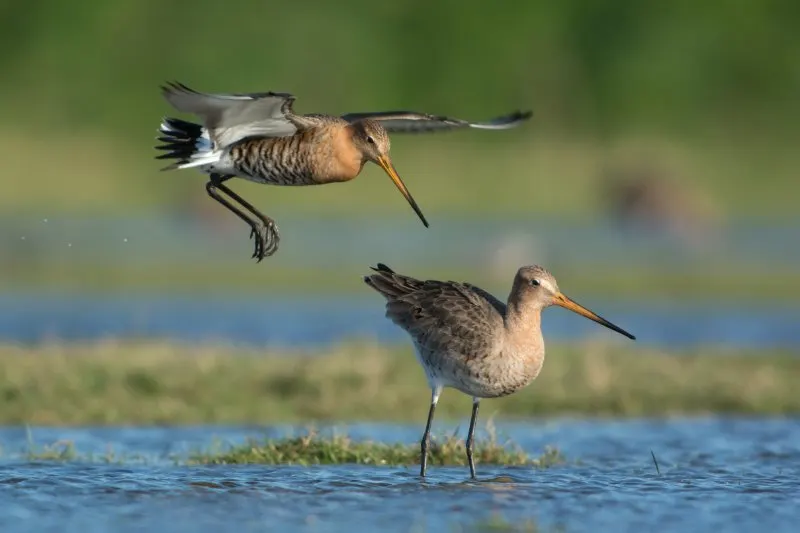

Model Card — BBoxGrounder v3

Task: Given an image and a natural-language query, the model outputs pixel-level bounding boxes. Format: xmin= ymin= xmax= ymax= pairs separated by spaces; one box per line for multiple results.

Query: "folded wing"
xmin=364 ymin=264 xmax=506 ymax=359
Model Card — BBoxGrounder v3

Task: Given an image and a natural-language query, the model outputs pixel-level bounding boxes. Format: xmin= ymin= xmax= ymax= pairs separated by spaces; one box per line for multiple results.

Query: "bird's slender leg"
xmin=204 ymin=179 xmax=265 ymax=260
xmin=214 ymin=181 xmax=281 ymax=260
xmin=205 ymin=174 xmax=280 ymax=261
xmin=420 ymin=386 xmax=442 ymax=478
xmin=466 ymin=397 xmax=481 ymax=479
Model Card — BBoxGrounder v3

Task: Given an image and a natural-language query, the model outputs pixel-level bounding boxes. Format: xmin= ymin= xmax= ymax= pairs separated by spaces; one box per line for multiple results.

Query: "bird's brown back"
xmin=364 ymin=264 xmax=506 ymax=361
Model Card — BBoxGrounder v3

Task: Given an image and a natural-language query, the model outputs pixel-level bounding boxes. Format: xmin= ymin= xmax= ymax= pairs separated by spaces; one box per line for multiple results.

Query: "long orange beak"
xmin=553 ymin=292 xmax=636 ymax=340
xmin=377 ymin=155 xmax=429 ymax=228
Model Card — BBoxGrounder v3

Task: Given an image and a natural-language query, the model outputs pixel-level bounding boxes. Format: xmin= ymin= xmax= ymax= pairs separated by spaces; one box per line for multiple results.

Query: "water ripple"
xmin=0 ymin=418 xmax=799 ymax=532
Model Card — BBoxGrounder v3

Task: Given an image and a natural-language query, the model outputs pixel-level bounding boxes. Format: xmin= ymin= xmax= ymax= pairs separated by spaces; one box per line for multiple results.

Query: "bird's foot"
xmin=248 ymin=219 xmax=280 ymax=263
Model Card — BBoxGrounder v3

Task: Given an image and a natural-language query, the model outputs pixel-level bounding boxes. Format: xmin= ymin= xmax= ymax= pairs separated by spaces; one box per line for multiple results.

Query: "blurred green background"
xmin=1 ymin=0 xmax=798 ymax=305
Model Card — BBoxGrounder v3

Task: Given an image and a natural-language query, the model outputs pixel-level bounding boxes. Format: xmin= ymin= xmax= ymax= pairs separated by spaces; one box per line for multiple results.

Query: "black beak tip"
xmin=606 ymin=321 xmax=635 ymax=341
xmin=413 ymin=210 xmax=429 ymax=228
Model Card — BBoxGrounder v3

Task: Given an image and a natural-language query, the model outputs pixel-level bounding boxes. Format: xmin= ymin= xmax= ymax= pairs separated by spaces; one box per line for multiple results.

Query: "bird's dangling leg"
xmin=205 ymin=174 xmax=280 ymax=262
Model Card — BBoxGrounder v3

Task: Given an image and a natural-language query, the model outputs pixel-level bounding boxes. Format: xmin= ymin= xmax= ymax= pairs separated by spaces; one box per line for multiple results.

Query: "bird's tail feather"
xmin=363 ymin=263 xmax=424 ymax=300
xmin=154 ymin=117 xmax=221 ymax=171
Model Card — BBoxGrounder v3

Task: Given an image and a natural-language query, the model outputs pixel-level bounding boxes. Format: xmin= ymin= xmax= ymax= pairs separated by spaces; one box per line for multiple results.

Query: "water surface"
xmin=1 ymin=291 xmax=799 ymax=350
xmin=1 ymin=418 xmax=798 ymax=532
xmin=4 ymin=215 xmax=799 ymax=351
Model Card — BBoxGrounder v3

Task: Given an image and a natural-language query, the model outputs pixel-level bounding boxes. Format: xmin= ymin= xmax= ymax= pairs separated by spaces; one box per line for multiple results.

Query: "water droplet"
xmin=67 ymin=243 xmax=72 ymax=247
xmin=43 ymin=218 xmax=48 ymax=223
xmin=123 ymin=238 xmax=128 ymax=243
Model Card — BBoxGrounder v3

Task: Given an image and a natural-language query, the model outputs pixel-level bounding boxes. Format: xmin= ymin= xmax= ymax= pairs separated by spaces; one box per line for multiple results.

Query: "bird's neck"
xmin=504 ymin=300 xmax=543 ymax=341
xmin=316 ymin=126 xmax=364 ymax=183
xmin=503 ymin=299 xmax=546 ymax=377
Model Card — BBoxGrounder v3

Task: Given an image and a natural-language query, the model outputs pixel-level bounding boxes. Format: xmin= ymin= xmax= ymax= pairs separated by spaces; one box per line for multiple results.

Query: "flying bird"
xmin=155 ymin=82 xmax=532 ymax=261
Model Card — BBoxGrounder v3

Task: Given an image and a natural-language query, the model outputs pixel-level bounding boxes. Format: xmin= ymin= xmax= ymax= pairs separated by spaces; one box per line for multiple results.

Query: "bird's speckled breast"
xmin=227 ymin=125 xmax=363 ymax=187
xmin=416 ymin=342 xmax=544 ymax=399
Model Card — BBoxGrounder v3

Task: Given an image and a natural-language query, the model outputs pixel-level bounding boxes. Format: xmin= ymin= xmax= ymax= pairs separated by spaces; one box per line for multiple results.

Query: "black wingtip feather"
xmin=516 ymin=110 xmax=534 ymax=121
xmin=161 ymin=81 xmax=195 ymax=94
xmin=488 ymin=109 xmax=534 ymax=126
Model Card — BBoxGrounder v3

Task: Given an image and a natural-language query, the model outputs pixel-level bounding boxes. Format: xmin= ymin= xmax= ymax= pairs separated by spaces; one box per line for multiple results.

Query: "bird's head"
xmin=351 ymin=120 xmax=428 ymax=228
xmin=512 ymin=265 xmax=636 ymax=340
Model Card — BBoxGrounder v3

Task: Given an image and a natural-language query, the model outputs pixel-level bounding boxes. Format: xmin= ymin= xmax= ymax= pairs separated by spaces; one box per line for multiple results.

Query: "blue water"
xmin=1 ymin=418 xmax=798 ymax=532
xmin=1 ymin=291 xmax=799 ymax=350
xmin=3 ymin=215 xmax=799 ymax=351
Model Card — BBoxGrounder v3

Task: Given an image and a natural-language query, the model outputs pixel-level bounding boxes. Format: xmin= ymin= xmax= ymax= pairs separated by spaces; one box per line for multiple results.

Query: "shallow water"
xmin=1 ymin=418 xmax=798 ymax=532
xmin=2 ymin=291 xmax=800 ymax=350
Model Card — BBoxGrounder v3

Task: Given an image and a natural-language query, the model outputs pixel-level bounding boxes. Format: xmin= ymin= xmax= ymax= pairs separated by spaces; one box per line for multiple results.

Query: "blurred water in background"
xmin=2 ymin=213 xmax=799 ymax=272
xmin=1 ymin=214 xmax=799 ymax=350
xmin=2 ymin=290 xmax=800 ymax=350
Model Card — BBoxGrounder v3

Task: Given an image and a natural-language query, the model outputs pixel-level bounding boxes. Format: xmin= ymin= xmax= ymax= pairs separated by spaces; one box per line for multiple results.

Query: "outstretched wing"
xmin=160 ymin=81 xmax=302 ymax=147
xmin=340 ymin=110 xmax=532 ymax=134
xmin=364 ymin=264 xmax=506 ymax=361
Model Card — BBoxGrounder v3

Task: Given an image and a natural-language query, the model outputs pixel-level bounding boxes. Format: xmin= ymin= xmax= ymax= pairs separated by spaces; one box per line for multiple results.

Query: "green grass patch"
xmin=20 ymin=440 xmax=145 ymax=465
xmin=15 ymin=426 xmax=562 ymax=469
xmin=187 ymin=428 xmax=563 ymax=468
xmin=1 ymin=340 xmax=798 ymax=426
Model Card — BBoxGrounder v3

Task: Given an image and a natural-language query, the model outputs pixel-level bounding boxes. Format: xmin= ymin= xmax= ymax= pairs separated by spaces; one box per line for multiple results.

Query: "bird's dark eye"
xmin=366 ymin=136 xmax=375 ymax=144
xmin=529 ymin=279 xmax=540 ymax=287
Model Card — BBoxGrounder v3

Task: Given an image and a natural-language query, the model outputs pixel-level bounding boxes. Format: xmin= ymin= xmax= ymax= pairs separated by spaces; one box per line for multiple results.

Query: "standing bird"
xmin=155 ymin=82 xmax=532 ymax=262
xmin=363 ymin=263 xmax=635 ymax=479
